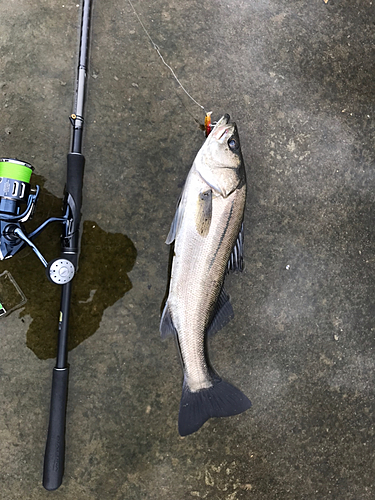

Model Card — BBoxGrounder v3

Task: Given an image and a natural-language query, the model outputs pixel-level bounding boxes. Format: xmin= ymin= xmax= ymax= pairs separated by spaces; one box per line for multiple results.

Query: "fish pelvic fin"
xmin=178 ymin=376 xmax=251 ymax=436
xmin=166 ymin=192 xmax=184 ymax=244
xmin=160 ymin=301 xmax=176 ymax=340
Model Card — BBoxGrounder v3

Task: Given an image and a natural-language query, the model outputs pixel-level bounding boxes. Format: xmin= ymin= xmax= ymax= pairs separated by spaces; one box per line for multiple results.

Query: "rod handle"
xmin=62 ymin=153 xmax=85 ymax=260
xmin=43 ymin=367 xmax=69 ymax=491
xmin=66 ymin=152 xmax=85 ymax=211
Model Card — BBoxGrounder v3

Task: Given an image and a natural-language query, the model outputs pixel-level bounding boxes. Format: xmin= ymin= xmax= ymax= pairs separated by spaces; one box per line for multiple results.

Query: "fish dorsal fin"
xmin=195 ymin=189 xmax=212 ymax=237
xmin=160 ymin=301 xmax=177 ymax=340
xmin=227 ymin=222 xmax=244 ymax=273
xmin=206 ymin=287 xmax=234 ymax=337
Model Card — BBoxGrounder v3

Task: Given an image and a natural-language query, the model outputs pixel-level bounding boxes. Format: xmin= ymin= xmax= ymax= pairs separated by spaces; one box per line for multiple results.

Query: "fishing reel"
xmin=0 ymin=158 xmax=75 ymax=284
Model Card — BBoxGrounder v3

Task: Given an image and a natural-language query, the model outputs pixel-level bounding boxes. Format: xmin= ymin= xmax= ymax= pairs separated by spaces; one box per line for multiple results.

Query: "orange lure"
xmin=204 ymin=111 xmax=213 ymax=137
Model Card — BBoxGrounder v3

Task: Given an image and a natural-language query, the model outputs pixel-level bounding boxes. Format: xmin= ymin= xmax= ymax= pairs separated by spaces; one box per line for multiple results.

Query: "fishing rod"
xmin=43 ymin=0 xmax=92 ymax=490
xmin=0 ymin=0 xmax=92 ymax=491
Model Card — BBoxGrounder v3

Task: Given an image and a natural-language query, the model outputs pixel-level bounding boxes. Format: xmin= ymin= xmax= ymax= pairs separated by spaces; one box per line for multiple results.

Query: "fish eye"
xmin=228 ymin=138 xmax=238 ymax=150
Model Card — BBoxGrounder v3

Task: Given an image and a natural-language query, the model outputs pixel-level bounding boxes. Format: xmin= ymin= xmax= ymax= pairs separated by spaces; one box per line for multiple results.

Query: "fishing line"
xmin=127 ymin=0 xmax=207 ymax=116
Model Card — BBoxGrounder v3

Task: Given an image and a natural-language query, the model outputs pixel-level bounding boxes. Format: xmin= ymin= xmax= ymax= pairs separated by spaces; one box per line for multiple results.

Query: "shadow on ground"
xmin=0 ymin=175 xmax=137 ymax=359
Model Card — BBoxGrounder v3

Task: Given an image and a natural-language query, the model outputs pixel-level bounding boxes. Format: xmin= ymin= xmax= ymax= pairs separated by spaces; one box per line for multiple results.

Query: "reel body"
xmin=0 ymin=158 xmax=75 ymax=284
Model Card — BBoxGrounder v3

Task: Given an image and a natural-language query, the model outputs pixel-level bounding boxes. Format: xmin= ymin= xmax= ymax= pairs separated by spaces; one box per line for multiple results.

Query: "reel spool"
xmin=0 ymin=158 xmax=35 ymax=221
xmin=0 ymin=158 xmax=38 ymax=260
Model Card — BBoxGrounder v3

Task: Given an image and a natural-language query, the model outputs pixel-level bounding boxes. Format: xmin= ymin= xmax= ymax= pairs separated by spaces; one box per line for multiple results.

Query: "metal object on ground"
xmin=0 ymin=270 xmax=27 ymax=317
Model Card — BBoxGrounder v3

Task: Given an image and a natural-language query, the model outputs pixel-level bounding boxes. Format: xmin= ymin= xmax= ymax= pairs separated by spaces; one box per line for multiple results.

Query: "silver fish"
xmin=160 ymin=114 xmax=251 ymax=436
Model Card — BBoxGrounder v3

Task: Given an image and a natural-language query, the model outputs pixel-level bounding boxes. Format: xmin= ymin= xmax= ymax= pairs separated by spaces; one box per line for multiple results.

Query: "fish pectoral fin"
xmin=227 ymin=222 xmax=244 ymax=273
xmin=206 ymin=287 xmax=234 ymax=337
xmin=195 ymin=189 xmax=212 ymax=237
xmin=160 ymin=301 xmax=177 ymax=340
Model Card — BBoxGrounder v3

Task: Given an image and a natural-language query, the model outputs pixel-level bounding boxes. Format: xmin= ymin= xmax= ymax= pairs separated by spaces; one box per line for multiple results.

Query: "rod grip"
xmin=62 ymin=153 xmax=85 ymax=259
xmin=43 ymin=367 xmax=69 ymax=491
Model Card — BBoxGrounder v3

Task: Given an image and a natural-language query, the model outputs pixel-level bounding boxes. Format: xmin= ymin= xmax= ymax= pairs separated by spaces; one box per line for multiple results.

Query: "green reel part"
xmin=0 ymin=159 xmax=34 ymax=183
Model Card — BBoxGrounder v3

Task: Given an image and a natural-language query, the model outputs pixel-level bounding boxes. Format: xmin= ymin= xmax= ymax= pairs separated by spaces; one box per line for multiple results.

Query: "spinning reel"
xmin=0 ymin=158 xmax=75 ymax=285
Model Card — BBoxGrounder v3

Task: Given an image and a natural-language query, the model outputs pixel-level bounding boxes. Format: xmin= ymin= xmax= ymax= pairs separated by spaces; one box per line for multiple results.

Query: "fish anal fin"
xmin=206 ymin=287 xmax=234 ymax=337
xmin=178 ymin=377 xmax=251 ymax=436
xmin=195 ymin=189 xmax=212 ymax=237
xmin=227 ymin=222 xmax=244 ymax=273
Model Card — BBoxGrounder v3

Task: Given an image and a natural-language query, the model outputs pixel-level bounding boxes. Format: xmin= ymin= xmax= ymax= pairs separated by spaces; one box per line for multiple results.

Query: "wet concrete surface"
xmin=1 ymin=0 xmax=374 ymax=498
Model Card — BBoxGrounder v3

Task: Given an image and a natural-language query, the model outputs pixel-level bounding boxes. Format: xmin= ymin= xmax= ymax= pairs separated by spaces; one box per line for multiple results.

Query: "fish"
xmin=160 ymin=114 xmax=251 ymax=436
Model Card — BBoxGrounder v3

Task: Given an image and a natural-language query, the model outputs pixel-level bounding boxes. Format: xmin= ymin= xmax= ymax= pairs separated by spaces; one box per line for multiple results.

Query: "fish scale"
xmin=172 ymin=192 xmax=242 ymax=387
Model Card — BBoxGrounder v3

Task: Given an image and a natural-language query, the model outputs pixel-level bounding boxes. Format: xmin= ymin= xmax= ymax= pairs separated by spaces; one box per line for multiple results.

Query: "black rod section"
xmin=56 ymin=282 xmax=73 ymax=369
xmin=71 ymin=0 xmax=91 ymax=154
xmin=42 ymin=367 xmax=69 ymax=491
xmin=43 ymin=0 xmax=92 ymax=491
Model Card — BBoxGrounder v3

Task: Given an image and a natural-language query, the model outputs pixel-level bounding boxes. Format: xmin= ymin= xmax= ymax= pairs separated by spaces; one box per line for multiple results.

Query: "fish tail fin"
xmin=178 ymin=376 xmax=251 ymax=436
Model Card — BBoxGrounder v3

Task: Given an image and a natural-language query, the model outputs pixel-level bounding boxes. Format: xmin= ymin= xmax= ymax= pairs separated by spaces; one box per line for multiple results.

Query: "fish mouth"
xmin=210 ymin=114 xmax=235 ymax=144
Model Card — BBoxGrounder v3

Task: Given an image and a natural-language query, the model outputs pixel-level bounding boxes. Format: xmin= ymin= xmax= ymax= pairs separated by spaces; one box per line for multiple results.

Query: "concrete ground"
xmin=1 ymin=0 xmax=374 ymax=498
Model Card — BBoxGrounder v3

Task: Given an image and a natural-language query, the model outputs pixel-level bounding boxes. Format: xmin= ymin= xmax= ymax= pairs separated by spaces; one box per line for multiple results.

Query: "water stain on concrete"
xmin=0 ymin=174 xmax=137 ymax=359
